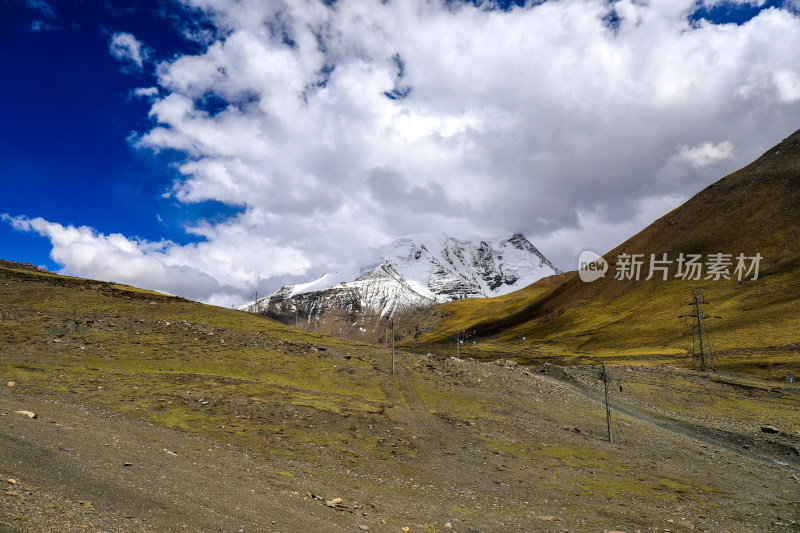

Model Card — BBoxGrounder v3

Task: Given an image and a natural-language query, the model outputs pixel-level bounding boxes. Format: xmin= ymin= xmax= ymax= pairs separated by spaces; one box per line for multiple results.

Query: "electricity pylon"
xmin=679 ymin=286 xmax=721 ymax=371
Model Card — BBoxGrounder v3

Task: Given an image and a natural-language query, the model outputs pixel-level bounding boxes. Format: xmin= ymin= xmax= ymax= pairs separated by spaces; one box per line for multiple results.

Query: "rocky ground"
xmin=1 ymin=262 xmax=799 ymax=532
xmin=2 ymin=357 xmax=799 ymax=532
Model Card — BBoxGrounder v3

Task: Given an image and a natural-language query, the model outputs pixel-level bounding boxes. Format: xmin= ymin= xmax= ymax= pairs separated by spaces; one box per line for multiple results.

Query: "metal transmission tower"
xmin=679 ymin=287 xmax=721 ymax=371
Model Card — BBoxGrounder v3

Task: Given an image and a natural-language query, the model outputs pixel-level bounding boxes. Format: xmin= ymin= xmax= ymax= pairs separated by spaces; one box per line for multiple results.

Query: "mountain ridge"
xmin=240 ymin=232 xmax=561 ymax=340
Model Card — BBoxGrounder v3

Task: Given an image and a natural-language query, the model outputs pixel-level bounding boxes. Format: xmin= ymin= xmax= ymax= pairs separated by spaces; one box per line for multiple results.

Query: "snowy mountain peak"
xmin=374 ymin=232 xmax=561 ymax=302
xmin=239 ymin=233 xmax=560 ymax=334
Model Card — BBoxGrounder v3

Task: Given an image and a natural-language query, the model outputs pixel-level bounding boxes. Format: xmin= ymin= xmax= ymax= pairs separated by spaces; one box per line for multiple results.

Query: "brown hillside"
xmin=421 ymin=129 xmax=800 ymax=379
xmin=2 ymin=261 xmax=799 ymax=531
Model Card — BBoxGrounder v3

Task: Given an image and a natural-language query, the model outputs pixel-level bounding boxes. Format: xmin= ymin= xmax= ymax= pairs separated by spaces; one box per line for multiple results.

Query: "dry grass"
xmin=1 ymin=262 xmax=799 ymax=532
xmin=415 ymin=130 xmax=800 ymax=382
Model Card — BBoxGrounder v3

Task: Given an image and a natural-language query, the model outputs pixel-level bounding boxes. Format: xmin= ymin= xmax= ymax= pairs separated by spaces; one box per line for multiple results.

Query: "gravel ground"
xmin=3 ymin=358 xmax=800 ymax=533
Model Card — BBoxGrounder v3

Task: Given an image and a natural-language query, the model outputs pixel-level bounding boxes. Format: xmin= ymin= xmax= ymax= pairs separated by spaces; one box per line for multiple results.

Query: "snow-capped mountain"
xmin=377 ymin=233 xmax=561 ymax=303
xmin=240 ymin=233 xmax=560 ymax=337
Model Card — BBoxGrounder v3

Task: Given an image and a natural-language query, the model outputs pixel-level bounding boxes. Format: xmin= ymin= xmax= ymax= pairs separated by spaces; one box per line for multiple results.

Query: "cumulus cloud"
xmin=14 ymin=0 xmax=800 ymax=303
xmin=109 ymin=32 xmax=149 ymax=71
xmin=704 ymin=0 xmax=766 ymax=5
xmin=3 ymin=214 xmax=311 ymax=307
xmin=774 ymin=70 xmax=800 ymax=103
xmin=676 ymin=141 xmax=736 ymax=168
xmin=536 ymin=194 xmax=690 ymax=272
xmin=132 ymin=86 xmax=159 ymax=99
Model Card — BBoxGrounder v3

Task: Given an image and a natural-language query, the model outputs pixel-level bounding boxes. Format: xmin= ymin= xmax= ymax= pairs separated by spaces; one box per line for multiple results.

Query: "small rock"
xmin=444 ymin=523 xmax=452 ymax=529
xmin=14 ymin=411 xmax=37 ymax=419
xmin=761 ymin=425 xmax=780 ymax=434
xmin=7 ymin=479 xmax=18 ymax=485
xmin=123 ymin=462 xmax=133 ymax=467
xmin=325 ymin=497 xmax=343 ymax=508
xmin=358 ymin=525 xmax=369 ymax=531
xmin=7 ymin=381 xmax=14 ymax=387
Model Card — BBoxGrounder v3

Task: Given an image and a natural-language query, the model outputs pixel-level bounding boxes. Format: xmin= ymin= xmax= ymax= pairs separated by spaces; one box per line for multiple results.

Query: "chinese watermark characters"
xmin=579 ymin=252 xmax=762 ymax=282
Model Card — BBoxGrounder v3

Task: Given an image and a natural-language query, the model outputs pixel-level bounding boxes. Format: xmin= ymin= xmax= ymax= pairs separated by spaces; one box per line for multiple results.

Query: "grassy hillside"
xmin=0 ymin=262 xmax=388 ymax=437
xmin=417 ymin=129 xmax=800 ymax=381
xmin=1 ymin=260 xmax=799 ymax=531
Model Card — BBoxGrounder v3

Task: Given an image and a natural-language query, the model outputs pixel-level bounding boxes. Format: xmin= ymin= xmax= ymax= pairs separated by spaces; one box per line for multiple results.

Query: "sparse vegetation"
xmin=1 ymin=257 xmax=798 ymax=531
xmin=412 ymin=131 xmax=800 ymax=384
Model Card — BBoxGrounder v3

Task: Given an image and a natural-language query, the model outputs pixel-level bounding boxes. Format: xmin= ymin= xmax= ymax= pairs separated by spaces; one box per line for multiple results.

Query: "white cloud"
xmin=3 ymin=215 xmax=311 ymax=307
xmin=702 ymin=0 xmax=766 ymax=5
xmin=132 ymin=86 xmax=159 ymax=98
xmin=537 ymin=195 xmax=689 ymax=270
xmin=15 ymin=0 xmax=800 ymax=304
xmin=109 ymin=32 xmax=149 ymax=71
xmin=774 ymin=70 xmax=800 ymax=103
xmin=676 ymin=141 xmax=736 ymax=168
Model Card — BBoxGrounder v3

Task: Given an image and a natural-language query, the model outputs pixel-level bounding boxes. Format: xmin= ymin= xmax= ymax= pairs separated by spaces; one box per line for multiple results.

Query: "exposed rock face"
xmin=240 ymin=233 xmax=560 ymax=340
xmin=379 ymin=233 xmax=562 ymax=302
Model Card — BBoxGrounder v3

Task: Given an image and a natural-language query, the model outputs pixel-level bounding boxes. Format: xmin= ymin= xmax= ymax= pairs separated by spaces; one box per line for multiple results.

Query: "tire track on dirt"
xmin=544 ymin=370 xmax=800 ymax=473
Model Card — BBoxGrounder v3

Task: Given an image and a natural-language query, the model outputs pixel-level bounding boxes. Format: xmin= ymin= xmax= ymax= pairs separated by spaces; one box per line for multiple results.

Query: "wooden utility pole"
xmin=600 ymin=361 xmax=612 ymax=443
xmin=391 ymin=318 xmax=395 ymax=375
xmin=456 ymin=329 xmax=460 ymax=358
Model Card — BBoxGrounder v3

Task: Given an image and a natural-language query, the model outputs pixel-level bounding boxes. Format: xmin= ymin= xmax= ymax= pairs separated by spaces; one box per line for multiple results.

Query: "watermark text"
xmin=579 ymin=252 xmax=762 ymax=282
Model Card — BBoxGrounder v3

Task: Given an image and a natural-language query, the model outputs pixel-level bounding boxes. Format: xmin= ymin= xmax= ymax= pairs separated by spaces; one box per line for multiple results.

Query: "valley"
xmin=1 ymin=262 xmax=798 ymax=532
xmin=3 ymin=131 xmax=800 ymax=531
xmin=413 ymin=129 xmax=800 ymax=383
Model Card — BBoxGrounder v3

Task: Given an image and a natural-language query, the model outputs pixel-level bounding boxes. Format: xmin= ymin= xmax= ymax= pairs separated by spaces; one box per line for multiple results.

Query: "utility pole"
xmin=391 ymin=318 xmax=395 ymax=375
xmin=679 ymin=287 xmax=721 ymax=371
xmin=294 ymin=309 xmax=298 ymax=328
xmin=456 ymin=329 xmax=460 ymax=358
xmin=600 ymin=361 xmax=612 ymax=443
xmin=255 ymin=290 xmax=258 ymax=313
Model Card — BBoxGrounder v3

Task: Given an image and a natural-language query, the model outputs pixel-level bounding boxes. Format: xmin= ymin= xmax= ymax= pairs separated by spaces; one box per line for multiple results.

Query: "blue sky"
xmin=1 ymin=1 xmax=219 ymax=265
xmin=2 ymin=0 xmax=800 ymax=306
